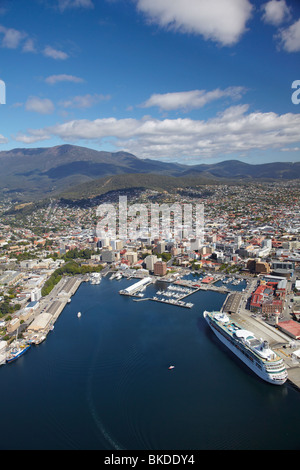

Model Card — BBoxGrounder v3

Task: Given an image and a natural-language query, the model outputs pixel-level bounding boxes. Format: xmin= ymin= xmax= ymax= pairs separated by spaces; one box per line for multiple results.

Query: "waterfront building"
xmin=101 ymin=250 xmax=116 ymax=263
xmin=7 ymin=317 xmax=20 ymax=334
xmin=125 ymin=251 xmax=138 ymax=265
xmin=27 ymin=312 xmax=52 ymax=333
xmin=247 ymin=259 xmax=271 ymax=274
xmin=250 ymin=280 xmax=285 ymax=314
xmin=144 ymin=255 xmax=158 ymax=272
xmin=154 ymin=260 xmax=167 ymax=276
xmin=277 ymin=320 xmax=300 ymax=340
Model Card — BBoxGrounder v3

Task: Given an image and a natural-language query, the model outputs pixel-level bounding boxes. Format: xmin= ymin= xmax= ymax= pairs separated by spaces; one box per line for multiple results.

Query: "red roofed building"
xmin=277 ymin=320 xmax=300 ymax=340
xmin=250 ymin=281 xmax=284 ymax=314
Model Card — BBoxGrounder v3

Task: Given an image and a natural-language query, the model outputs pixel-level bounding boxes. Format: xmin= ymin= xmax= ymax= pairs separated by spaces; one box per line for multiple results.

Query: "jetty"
xmin=24 ymin=276 xmax=82 ymax=344
xmin=174 ymin=278 xmax=232 ymax=294
xmin=119 ymin=276 xmax=153 ymax=297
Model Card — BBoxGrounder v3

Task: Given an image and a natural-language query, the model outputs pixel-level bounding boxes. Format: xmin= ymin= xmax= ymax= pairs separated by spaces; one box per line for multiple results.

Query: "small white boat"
xmin=168 ymin=365 xmax=175 ymax=370
xmin=77 ymin=312 xmax=81 ymax=318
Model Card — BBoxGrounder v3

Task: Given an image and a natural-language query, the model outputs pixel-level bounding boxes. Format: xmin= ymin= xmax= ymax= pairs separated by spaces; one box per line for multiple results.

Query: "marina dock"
xmin=174 ymin=278 xmax=232 ymax=294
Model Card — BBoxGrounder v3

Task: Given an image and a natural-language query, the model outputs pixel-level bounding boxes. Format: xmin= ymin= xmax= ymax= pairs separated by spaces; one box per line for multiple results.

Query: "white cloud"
xmin=45 ymin=74 xmax=84 ymax=85
xmin=277 ymin=18 xmax=300 ymax=52
xmin=141 ymin=87 xmax=246 ymax=111
xmin=57 ymin=0 xmax=94 ymax=11
xmin=25 ymin=96 xmax=55 ymax=114
xmin=14 ymin=132 xmax=50 ymax=144
xmin=16 ymin=105 xmax=300 ymax=161
xmin=0 ymin=25 xmax=26 ymax=48
xmin=0 ymin=134 xmax=8 ymax=144
xmin=135 ymin=0 xmax=253 ymax=46
xmin=22 ymin=38 xmax=36 ymax=53
xmin=261 ymin=0 xmax=291 ymax=26
xmin=43 ymin=45 xmax=69 ymax=60
xmin=59 ymin=93 xmax=111 ymax=108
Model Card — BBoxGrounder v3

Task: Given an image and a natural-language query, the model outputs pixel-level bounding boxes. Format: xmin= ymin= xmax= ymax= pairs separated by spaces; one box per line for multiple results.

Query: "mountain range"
xmin=0 ymin=144 xmax=299 ymax=201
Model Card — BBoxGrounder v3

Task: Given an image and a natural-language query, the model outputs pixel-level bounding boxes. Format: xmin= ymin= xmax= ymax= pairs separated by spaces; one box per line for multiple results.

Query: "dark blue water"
xmin=1 ymin=276 xmax=300 ymax=450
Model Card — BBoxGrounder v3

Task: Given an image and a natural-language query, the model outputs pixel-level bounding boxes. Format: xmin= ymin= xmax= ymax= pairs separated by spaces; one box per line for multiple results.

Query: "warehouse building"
xmin=27 ymin=312 xmax=52 ymax=332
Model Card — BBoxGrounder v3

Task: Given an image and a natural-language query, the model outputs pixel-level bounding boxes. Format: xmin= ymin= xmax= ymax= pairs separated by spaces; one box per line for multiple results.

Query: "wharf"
xmin=229 ymin=310 xmax=300 ymax=391
xmin=175 ymin=278 xmax=231 ymax=294
xmin=25 ymin=276 xmax=83 ymax=343
xmin=48 ymin=276 xmax=82 ymax=322
xmin=150 ymin=297 xmax=193 ymax=308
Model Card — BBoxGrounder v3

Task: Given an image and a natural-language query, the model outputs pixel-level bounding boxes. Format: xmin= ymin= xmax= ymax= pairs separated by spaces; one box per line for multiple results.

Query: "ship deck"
xmin=228 ymin=311 xmax=300 ymax=390
xmin=209 ymin=313 xmax=283 ymax=364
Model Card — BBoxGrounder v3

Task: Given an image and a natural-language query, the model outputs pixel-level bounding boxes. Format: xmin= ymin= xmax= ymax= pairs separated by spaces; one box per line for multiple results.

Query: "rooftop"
xmin=277 ymin=320 xmax=300 ymax=340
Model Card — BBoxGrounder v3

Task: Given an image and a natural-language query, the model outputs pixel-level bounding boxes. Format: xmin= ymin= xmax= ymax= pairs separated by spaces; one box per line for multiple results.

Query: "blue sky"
xmin=0 ymin=0 xmax=299 ymax=165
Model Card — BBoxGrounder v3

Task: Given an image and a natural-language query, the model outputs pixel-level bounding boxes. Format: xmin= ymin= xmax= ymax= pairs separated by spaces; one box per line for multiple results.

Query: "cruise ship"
xmin=203 ymin=311 xmax=288 ymax=385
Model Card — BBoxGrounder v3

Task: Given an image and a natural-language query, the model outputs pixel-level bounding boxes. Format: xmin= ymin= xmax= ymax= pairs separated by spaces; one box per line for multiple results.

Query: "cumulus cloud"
xmin=25 ymin=96 xmax=55 ymax=114
xmin=45 ymin=74 xmax=84 ymax=85
xmin=0 ymin=25 xmax=26 ymax=48
xmin=43 ymin=45 xmax=68 ymax=60
xmin=140 ymin=87 xmax=246 ymax=111
xmin=277 ymin=18 xmax=300 ymax=52
xmin=14 ymin=130 xmax=50 ymax=144
xmin=261 ymin=0 xmax=291 ymax=26
xmin=15 ymin=105 xmax=300 ymax=161
xmin=0 ymin=25 xmax=66 ymax=59
xmin=0 ymin=134 xmax=8 ymax=144
xmin=59 ymin=93 xmax=111 ymax=108
xmin=22 ymin=38 xmax=37 ymax=53
xmin=135 ymin=0 xmax=253 ymax=46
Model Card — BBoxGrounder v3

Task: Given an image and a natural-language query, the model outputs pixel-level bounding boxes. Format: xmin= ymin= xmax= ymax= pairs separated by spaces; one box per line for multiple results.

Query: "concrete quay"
xmin=24 ymin=276 xmax=83 ymax=342
xmin=229 ymin=310 xmax=300 ymax=391
xmin=175 ymin=278 xmax=232 ymax=294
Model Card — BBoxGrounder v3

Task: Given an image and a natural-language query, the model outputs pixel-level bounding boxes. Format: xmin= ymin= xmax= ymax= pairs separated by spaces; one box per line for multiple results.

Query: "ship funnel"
xmin=263 ymin=340 xmax=269 ymax=350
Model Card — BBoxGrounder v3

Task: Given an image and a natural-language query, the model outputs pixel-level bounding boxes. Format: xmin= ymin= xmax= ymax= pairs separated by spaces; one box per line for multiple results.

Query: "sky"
xmin=0 ymin=0 xmax=299 ymax=165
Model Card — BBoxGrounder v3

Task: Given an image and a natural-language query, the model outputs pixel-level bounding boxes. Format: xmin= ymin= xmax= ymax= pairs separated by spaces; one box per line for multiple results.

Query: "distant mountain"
xmin=180 ymin=159 xmax=300 ymax=179
xmin=0 ymin=144 xmax=186 ymax=200
xmin=0 ymin=144 xmax=299 ymax=201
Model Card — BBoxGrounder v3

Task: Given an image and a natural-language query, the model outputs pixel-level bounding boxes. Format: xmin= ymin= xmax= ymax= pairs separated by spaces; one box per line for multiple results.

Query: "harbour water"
xmin=1 ymin=275 xmax=300 ymax=450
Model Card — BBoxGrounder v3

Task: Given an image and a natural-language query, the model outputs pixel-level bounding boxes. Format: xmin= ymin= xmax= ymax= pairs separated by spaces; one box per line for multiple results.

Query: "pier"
xmin=24 ymin=276 xmax=83 ymax=344
xmin=226 ymin=306 xmax=300 ymax=391
xmin=174 ymin=278 xmax=232 ymax=294
xmin=119 ymin=276 xmax=153 ymax=297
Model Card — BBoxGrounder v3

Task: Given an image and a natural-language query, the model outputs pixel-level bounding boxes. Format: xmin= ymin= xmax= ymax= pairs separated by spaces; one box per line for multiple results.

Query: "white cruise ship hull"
xmin=204 ymin=312 xmax=287 ymax=385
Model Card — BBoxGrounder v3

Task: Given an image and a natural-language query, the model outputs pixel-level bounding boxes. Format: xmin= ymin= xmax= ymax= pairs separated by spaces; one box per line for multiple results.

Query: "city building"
xmin=101 ymin=250 xmax=116 ymax=263
xmin=154 ymin=260 xmax=167 ymax=276
xmin=144 ymin=255 xmax=158 ymax=272
xmin=125 ymin=251 xmax=138 ymax=265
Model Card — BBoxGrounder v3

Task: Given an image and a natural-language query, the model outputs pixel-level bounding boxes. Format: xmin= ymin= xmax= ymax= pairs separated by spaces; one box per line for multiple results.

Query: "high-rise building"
xmin=154 ymin=260 xmax=167 ymax=276
xmin=126 ymin=251 xmax=138 ymax=265
xmin=156 ymin=242 xmax=165 ymax=254
xmin=110 ymin=239 xmax=123 ymax=250
xmin=31 ymin=288 xmax=42 ymax=302
xmin=144 ymin=255 xmax=158 ymax=271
